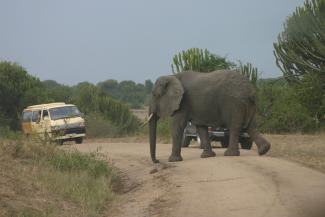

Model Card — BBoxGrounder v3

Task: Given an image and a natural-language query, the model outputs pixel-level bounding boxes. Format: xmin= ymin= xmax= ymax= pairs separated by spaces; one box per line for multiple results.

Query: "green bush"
xmin=85 ymin=113 xmax=120 ymax=138
xmin=256 ymin=79 xmax=317 ymax=133
xmin=47 ymin=150 xmax=110 ymax=178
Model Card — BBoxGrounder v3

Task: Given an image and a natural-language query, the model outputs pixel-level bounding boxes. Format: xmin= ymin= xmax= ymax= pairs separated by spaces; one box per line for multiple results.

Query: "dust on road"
xmin=74 ymin=142 xmax=325 ymax=217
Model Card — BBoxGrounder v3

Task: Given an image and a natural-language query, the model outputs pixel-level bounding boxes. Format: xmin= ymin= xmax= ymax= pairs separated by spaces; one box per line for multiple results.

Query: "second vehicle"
xmin=182 ymin=122 xmax=253 ymax=150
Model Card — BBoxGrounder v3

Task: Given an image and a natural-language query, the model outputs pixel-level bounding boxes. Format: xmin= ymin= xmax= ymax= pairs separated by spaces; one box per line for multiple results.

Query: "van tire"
xmin=75 ymin=137 xmax=83 ymax=144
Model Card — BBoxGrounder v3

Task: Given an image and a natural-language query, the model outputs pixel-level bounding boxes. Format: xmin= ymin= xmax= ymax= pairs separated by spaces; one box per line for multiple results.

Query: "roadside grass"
xmin=0 ymin=137 xmax=120 ymax=217
xmin=266 ymin=134 xmax=325 ymax=173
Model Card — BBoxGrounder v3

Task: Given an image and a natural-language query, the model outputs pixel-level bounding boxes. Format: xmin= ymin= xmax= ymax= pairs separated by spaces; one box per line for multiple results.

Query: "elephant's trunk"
xmin=149 ymin=113 xmax=159 ymax=163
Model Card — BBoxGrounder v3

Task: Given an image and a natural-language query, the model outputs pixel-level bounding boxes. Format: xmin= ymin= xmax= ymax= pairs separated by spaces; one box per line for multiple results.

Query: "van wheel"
xmin=75 ymin=137 xmax=83 ymax=144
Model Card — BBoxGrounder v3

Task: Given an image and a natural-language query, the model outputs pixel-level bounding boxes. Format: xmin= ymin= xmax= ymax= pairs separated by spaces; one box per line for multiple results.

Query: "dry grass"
xmin=0 ymin=138 xmax=120 ymax=217
xmin=265 ymin=134 xmax=325 ymax=173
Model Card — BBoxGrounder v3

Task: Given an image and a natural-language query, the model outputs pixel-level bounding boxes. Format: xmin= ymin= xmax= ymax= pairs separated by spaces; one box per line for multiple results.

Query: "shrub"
xmin=85 ymin=113 xmax=120 ymax=138
xmin=256 ymin=79 xmax=317 ymax=133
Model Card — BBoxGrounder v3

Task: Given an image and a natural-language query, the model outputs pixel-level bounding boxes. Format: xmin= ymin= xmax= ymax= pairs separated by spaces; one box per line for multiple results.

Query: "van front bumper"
xmin=50 ymin=127 xmax=86 ymax=140
xmin=53 ymin=133 xmax=86 ymax=140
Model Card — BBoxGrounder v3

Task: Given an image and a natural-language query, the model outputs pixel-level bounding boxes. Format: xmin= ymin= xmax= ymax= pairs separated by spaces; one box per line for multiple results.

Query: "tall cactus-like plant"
xmin=273 ymin=0 xmax=325 ymax=82
xmin=171 ymin=48 xmax=234 ymax=73
xmin=273 ymin=0 xmax=325 ymax=123
xmin=236 ymin=62 xmax=259 ymax=86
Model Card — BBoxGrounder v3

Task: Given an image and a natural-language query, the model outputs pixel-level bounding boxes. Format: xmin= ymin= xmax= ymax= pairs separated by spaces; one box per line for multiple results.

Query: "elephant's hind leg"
xmin=224 ymin=108 xmax=242 ymax=156
xmin=248 ymin=127 xmax=271 ymax=155
xmin=224 ymin=127 xmax=240 ymax=156
xmin=196 ymin=126 xmax=216 ymax=158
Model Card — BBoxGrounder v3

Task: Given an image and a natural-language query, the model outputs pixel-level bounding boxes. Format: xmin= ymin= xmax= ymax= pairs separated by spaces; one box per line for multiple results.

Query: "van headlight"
xmin=79 ymin=122 xmax=85 ymax=127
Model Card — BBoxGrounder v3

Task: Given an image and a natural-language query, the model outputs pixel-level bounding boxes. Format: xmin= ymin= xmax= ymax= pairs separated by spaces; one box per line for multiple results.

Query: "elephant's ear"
xmin=158 ymin=76 xmax=184 ymax=117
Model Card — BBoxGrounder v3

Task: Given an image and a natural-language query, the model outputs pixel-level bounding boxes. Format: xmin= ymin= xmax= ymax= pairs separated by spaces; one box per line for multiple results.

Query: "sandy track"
xmin=74 ymin=142 xmax=325 ymax=217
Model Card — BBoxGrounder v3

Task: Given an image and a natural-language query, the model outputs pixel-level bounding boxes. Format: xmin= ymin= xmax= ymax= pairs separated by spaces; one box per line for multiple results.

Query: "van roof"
xmin=23 ymin=102 xmax=76 ymax=111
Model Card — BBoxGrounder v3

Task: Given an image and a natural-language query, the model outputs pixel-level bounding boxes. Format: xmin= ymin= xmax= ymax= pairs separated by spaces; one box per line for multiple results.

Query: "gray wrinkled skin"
xmin=149 ymin=70 xmax=271 ymax=163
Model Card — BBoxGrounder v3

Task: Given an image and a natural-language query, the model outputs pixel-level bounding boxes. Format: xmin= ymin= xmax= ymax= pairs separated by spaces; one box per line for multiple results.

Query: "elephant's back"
xmin=179 ymin=70 xmax=255 ymax=99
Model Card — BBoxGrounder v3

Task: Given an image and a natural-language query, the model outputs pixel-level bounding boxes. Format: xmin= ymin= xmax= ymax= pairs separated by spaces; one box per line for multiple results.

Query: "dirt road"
xmin=75 ymin=141 xmax=325 ymax=217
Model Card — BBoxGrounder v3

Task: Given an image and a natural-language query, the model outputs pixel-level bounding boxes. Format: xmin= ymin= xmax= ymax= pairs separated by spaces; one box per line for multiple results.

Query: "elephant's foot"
xmin=199 ymin=144 xmax=204 ymax=149
xmin=168 ymin=154 xmax=183 ymax=162
xmin=224 ymin=148 xmax=240 ymax=156
xmin=201 ymin=150 xmax=216 ymax=158
xmin=257 ymin=143 xmax=271 ymax=156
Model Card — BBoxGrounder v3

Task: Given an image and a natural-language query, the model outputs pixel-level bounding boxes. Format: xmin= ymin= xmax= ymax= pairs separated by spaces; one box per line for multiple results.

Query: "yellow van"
xmin=21 ymin=102 xmax=86 ymax=144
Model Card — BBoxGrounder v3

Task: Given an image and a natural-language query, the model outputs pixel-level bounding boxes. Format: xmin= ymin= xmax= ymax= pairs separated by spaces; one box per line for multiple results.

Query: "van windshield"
xmin=49 ymin=106 xmax=81 ymax=120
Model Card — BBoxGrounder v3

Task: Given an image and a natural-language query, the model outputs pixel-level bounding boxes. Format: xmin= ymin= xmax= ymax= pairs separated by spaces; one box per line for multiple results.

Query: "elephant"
xmin=148 ymin=70 xmax=271 ymax=163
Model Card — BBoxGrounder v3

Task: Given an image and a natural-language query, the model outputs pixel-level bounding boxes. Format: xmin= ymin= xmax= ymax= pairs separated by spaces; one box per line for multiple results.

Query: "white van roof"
xmin=24 ymin=102 xmax=76 ymax=111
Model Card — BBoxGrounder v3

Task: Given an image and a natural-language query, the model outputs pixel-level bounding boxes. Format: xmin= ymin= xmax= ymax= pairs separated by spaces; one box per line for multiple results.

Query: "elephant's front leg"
xmin=169 ymin=112 xmax=187 ymax=162
xmin=196 ymin=126 xmax=216 ymax=158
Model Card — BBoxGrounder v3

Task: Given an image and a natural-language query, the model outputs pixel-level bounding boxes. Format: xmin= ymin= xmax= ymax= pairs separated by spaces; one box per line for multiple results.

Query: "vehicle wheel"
xmin=240 ymin=138 xmax=253 ymax=150
xmin=182 ymin=135 xmax=191 ymax=147
xmin=75 ymin=137 xmax=83 ymax=144
xmin=220 ymin=136 xmax=229 ymax=148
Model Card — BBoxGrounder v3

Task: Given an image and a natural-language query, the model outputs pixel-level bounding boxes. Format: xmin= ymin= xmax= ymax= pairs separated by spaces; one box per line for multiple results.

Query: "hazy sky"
xmin=1 ymin=0 xmax=304 ymax=85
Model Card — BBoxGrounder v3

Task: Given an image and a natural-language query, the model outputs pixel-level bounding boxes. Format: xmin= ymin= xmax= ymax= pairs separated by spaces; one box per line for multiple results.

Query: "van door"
xmin=22 ymin=111 xmax=33 ymax=135
xmin=31 ymin=110 xmax=43 ymax=136
xmin=41 ymin=110 xmax=51 ymax=135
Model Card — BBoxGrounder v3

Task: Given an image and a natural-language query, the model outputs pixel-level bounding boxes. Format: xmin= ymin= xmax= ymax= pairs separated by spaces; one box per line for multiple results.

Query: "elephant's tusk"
xmin=140 ymin=113 xmax=154 ymax=127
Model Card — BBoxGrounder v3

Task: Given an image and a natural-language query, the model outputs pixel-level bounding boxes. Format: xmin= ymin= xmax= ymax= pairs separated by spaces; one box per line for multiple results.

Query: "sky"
xmin=0 ymin=0 xmax=304 ymax=85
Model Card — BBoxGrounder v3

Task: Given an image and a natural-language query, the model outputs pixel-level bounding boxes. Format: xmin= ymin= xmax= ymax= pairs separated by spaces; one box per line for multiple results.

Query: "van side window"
xmin=31 ymin=110 xmax=41 ymax=122
xmin=22 ymin=111 xmax=32 ymax=122
xmin=42 ymin=110 xmax=49 ymax=119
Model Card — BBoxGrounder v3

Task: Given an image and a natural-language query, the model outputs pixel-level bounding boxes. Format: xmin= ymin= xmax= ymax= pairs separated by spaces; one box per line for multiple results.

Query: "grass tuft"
xmin=0 ymin=137 xmax=120 ymax=217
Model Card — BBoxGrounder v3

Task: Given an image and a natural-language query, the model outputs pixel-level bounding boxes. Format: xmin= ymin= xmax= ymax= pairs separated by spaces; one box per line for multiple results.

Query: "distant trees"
xmin=98 ymin=79 xmax=153 ymax=109
xmin=274 ymin=0 xmax=325 ymax=124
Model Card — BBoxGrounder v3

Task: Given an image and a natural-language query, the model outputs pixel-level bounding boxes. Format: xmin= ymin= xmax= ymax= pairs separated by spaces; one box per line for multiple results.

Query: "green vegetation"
xmin=256 ymin=78 xmax=317 ymax=133
xmin=236 ymin=62 xmax=259 ymax=86
xmin=0 ymin=61 xmax=140 ymax=136
xmin=98 ymin=79 xmax=153 ymax=109
xmin=171 ymin=48 xmax=260 ymax=86
xmin=274 ymin=0 xmax=325 ymax=125
xmin=0 ymin=62 xmax=49 ymax=130
xmin=171 ymin=48 xmax=235 ymax=73
xmin=0 ymin=138 xmax=119 ymax=217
